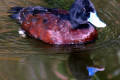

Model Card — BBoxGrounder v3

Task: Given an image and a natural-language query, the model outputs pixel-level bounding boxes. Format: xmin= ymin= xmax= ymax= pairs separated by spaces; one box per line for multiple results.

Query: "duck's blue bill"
xmin=88 ymin=12 xmax=106 ymax=28
xmin=87 ymin=67 xmax=105 ymax=76
xmin=87 ymin=67 xmax=98 ymax=76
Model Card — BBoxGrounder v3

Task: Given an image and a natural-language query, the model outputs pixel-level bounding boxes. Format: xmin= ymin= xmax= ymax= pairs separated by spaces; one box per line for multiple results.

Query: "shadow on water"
xmin=0 ymin=0 xmax=120 ymax=80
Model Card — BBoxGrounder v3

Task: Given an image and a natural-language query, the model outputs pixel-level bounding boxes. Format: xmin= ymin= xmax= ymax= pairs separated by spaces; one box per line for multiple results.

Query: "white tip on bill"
xmin=88 ymin=12 xmax=106 ymax=28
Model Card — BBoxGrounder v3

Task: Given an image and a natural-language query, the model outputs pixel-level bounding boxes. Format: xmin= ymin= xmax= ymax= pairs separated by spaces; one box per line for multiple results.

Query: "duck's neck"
xmin=73 ymin=24 xmax=90 ymax=29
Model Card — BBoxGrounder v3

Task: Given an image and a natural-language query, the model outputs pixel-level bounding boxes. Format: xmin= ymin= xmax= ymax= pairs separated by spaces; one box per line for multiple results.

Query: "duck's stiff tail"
xmin=9 ymin=7 xmax=23 ymax=19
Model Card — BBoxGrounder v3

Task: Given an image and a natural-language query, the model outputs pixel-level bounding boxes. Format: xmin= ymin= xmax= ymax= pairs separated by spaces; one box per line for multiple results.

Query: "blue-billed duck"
xmin=10 ymin=0 xmax=106 ymax=44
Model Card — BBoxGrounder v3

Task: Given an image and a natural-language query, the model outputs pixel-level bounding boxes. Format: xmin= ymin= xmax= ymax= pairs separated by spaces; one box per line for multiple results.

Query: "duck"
xmin=10 ymin=0 xmax=106 ymax=44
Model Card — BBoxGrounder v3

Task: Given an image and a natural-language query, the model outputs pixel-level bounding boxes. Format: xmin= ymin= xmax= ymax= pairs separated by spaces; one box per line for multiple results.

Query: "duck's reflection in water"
xmin=52 ymin=53 xmax=105 ymax=80
xmin=0 ymin=52 xmax=105 ymax=80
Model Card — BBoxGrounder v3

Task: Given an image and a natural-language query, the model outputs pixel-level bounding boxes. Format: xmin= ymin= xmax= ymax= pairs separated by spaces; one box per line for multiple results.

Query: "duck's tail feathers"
xmin=9 ymin=7 xmax=23 ymax=19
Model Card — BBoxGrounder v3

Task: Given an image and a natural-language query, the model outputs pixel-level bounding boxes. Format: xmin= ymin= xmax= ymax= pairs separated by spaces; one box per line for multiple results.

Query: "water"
xmin=0 ymin=0 xmax=120 ymax=80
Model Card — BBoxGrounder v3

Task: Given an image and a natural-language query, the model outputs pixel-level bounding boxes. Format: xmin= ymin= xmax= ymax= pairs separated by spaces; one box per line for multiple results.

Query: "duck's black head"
xmin=69 ymin=0 xmax=106 ymax=29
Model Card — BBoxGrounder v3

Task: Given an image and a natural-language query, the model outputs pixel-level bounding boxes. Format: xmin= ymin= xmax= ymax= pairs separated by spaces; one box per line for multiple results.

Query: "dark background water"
xmin=0 ymin=0 xmax=120 ymax=80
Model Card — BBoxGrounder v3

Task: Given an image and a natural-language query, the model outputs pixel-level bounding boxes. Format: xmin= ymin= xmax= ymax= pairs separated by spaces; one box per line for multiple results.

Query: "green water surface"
xmin=0 ymin=0 xmax=120 ymax=80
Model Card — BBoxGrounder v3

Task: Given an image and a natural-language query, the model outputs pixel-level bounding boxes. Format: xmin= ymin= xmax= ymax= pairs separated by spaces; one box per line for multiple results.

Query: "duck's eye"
xmin=81 ymin=8 xmax=86 ymax=12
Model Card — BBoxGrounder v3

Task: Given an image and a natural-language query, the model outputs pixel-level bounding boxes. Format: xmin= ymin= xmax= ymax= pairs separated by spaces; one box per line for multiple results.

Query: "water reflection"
xmin=0 ymin=43 xmax=120 ymax=80
xmin=0 ymin=0 xmax=120 ymax=53
xmin=68 ymin=53 xmax=105 ymax=80
xmin=0 ymin=52 xmax=106 ymax=80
